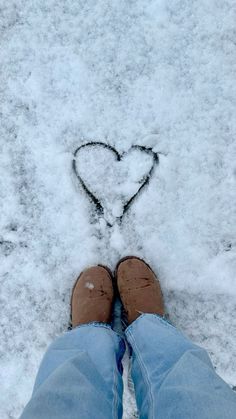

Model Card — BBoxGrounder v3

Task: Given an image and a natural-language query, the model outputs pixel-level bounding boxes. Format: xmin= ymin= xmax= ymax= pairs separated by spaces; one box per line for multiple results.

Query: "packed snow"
xmin=85 ymin=281 xmax=95 ymax=290
xmin=0 ymin=1 xmax=236 ymax=418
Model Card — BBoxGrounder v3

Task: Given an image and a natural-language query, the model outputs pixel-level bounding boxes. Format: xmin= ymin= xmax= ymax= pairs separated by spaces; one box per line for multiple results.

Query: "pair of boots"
xmin=71 ymin=256 xmax=164 ymax=327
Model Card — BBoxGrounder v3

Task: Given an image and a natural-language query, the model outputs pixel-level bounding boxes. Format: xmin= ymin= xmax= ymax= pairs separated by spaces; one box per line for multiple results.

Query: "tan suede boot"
xmin=71 ymin=266 xmax=114 ymax=328
xmin=116 ymin=256 xmax=164 ymax=324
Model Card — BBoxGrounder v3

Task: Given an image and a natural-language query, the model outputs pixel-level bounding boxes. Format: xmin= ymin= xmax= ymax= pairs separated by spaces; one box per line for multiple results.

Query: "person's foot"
xmin=116 ymin=256 xmax=164 ymax=324
xmin=71 ymin=266 xmax=114 ymax=328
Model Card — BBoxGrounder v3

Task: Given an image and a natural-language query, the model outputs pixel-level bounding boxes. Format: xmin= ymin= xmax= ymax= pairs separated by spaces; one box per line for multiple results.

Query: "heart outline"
xmin=72 ymin=142 xmax=159 ymax=225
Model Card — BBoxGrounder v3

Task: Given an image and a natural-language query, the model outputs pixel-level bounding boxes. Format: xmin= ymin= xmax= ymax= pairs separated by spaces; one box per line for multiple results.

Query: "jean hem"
xmin=71 ymin=321 xmax=112 ymax=331
xmin=125 ymin=313 xmax=175 ymax=336
xmin=70 ymin=322 xmax=126 ymax=348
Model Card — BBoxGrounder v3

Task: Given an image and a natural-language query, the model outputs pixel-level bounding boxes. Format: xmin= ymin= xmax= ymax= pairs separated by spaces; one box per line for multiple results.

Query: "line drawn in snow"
xmin=72 ymin=142 xmax=163 ymax=227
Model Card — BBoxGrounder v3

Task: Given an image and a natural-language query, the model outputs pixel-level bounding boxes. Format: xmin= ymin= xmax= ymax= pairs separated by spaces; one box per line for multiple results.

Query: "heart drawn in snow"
xmin=73 ymin=142 xmax=159 ymax=226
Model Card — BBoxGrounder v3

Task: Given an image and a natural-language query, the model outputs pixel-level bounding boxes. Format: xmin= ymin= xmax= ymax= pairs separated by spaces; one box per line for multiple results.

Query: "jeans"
xmin=20 ymin=314 xmax=236 ymax=419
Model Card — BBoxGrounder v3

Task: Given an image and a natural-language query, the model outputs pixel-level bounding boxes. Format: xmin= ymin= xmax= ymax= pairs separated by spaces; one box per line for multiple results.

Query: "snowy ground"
xmin=1 ymin=1 xmax=236 ymax=417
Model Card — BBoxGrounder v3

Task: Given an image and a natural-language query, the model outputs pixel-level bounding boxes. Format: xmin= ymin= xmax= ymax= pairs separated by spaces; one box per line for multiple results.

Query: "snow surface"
xmin=1 ymin=0 xmax=236 ymax=418
xmin=75 ymin=144 xmax=155 ymax=222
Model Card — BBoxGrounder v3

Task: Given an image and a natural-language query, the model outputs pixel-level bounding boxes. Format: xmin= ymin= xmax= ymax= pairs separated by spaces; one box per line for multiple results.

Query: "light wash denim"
xmin=20 ymin=314 xmax=236 ymax=419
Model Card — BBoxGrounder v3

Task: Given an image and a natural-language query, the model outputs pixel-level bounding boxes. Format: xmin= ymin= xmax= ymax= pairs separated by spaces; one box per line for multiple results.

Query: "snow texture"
xmin=0 ymin=0 xmax=236 ymax=417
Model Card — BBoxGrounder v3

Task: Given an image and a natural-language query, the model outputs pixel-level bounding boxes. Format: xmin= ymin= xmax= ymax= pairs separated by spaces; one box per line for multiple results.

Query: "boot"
xmin=71 ymin=266 xmax=114 ymax=328
xmin=116 ymin=256 xmax=164 ymax=324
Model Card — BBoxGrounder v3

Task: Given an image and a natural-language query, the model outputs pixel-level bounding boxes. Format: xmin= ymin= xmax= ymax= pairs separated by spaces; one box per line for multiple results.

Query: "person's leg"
xmin=126 ymin=314 xmax=236 ymax=419
xmin=116 ymin=257 xmax=236 ymax=419
xmin=21 ymin=324 xmax=125 ymax=419
xmin=20 ymin=266 xmax=125 ymax=419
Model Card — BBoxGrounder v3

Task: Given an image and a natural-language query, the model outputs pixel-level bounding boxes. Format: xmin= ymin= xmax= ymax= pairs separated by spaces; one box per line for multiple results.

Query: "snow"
xmin=0 ymin=1 xmax=236 ymax=418
xmin=74 ymin=144 xmax=155 ymax=223
xmin=85 ymin=281 xmax=95 ymax=290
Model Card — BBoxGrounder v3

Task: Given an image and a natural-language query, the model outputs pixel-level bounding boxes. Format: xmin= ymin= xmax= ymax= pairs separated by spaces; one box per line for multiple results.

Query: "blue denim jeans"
xmin=21 ymin=314 xmax=236 ymax=419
